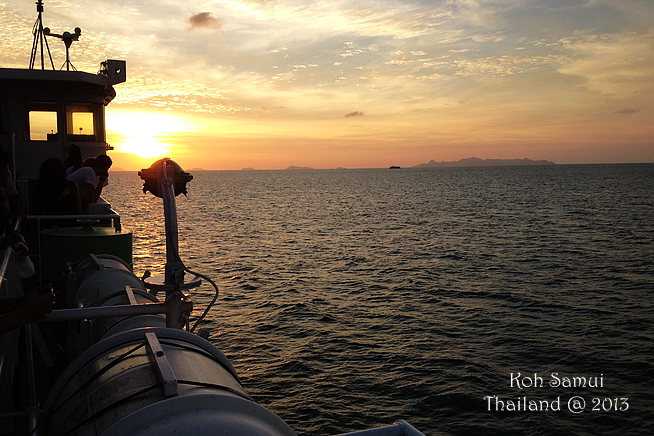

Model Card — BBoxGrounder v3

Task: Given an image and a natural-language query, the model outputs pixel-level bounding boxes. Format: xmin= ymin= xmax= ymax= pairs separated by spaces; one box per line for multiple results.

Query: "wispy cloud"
xmin=557 ymin=31 xmax=654 ymax=95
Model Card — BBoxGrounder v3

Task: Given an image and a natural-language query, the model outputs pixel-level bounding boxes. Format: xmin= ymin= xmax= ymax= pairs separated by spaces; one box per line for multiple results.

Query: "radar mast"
xmin=29 ymin=0 xmax=54 ymax=69
xmin=29 ymin=0 xmax=82 ymax=71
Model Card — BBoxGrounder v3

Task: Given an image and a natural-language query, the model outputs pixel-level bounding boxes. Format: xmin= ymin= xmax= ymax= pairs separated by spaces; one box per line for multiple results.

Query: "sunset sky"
xmin=1 ymin=0 xmax=652 ymax=170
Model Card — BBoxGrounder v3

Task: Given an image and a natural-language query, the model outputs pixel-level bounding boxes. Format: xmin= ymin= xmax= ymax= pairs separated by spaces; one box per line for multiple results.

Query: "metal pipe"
xmin=0 ymin=246 xmax=12 ymax=287
xmin=0 ymin=411 xmax=29 ymax=420
xmin=161 ymin=160 xmax=183 ymax=292
xmin=10 ymin=133 xmax=16 ymax=182
xmin=27 ymin=406 xmax=39 ymax=436
xmin=25 ymin=324 xmax=38 ymax=435
xmin=0 ymin=218 xmax=22 ymax=286
xmin=39 ymin=299 xmax=192 ymax=323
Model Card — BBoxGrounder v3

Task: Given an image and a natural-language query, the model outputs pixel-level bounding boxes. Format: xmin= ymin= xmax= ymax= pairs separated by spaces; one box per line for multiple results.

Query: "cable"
xmin=183 ymin=264 xmax=219 ymax=333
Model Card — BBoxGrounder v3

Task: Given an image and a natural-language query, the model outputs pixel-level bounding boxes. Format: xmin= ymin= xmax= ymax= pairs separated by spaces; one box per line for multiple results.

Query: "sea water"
xmin=103 ymin=164 xmax=654 ymax=436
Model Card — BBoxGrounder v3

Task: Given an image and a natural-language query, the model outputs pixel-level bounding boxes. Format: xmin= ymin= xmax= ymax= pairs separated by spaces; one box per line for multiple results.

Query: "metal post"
xmin=0 ymin=219 xmax=21 ymax=285
xmin=139 ymin=159 xmax=198 ymax=328
xmin=24 ymin=324 xmax=39 ymax=436
xmin=161 ymin=160 xmax=183 ymax=290
xmin=29 ymin=0 xmax=54 ymax=70
xmin=160 ymin=160 xmax=186 ymax=298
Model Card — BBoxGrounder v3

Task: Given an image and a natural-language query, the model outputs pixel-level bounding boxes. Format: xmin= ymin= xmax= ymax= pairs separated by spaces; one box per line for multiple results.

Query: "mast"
xmin=29 ymin=0 xmax=55 ymax=70
xmin=29 ymin=0 xmax=82 ymax=71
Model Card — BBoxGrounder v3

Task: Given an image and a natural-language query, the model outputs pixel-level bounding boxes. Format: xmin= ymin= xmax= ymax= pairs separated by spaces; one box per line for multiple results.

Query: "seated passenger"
xmin=0 ymin=149 xmax=20 ymax=222
xmin=63 ymin=144 xmax=83 ymax=176
xmin=35 ymin=158 xmax=82 ymax=215
xmin=66 ymin=154 xmax=112 ymax=211
xmin=0 ymin=204 xmax=34 ymax=280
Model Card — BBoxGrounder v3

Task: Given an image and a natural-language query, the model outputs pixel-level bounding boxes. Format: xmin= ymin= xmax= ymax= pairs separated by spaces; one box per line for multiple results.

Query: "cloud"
xmin=386 ymin=57 xmax=411 ymax=65
xmin=187 ymin=12 xmax=224 ymax=30
xmin=615 ymin=108 xmax=639 ymax=115
xmin=344 ymin=111 xmax=364 ymax=118
xmin=557 ymin=32 xmax=654 ymax=95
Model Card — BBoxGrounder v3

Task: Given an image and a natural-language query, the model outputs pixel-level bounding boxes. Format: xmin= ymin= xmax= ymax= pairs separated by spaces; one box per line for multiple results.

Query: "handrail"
xmin=27 ymin=212 xmax=122 ymax=231
xmin=40 ymin=298 xmax=192 ymax=325
xmin=0 ymin=213 xmax=121 ymax=287
xmin=27 ymin=211 xmax=122 ymax=286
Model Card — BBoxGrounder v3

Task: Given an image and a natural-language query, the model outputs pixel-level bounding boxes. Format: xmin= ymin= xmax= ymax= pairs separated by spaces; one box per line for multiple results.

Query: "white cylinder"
xmin=42 ymin=328 xmax=296 ymax=436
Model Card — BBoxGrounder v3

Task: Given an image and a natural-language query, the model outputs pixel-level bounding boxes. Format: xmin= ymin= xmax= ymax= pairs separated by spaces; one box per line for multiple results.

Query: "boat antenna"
xmin=29 ymin=0 xmax=55 ymax=69
xmin=44 ymin=26 xmax=82 ymax=71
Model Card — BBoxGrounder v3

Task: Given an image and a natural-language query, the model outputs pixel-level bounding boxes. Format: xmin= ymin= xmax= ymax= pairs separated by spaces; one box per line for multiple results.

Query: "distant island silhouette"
xmin=413 ymin=157 xmax=556 ymax=168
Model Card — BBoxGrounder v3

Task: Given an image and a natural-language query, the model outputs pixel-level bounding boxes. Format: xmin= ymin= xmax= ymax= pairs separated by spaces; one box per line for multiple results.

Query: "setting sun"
xmin=106 ymin=111 xmax=191 ymax=159
xmin=118 ymin=136 xmax=172 ymax=158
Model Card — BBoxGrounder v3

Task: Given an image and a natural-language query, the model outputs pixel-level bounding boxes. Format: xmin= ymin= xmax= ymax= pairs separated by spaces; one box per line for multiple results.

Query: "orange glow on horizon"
xmin=107 ymin=111 xmax=193 ymax=160
xmin=2 ymin=1 xmax=652 ymax=170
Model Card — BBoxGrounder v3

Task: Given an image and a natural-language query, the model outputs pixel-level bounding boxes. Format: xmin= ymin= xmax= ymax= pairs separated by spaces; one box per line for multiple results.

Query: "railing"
xmin=26 ymin=211 xmax=121 ymax=286
xmin=40 ymin=284 xmax=192 ymax=329
xmin=1 ymin=211 xmax=121 ymax=288
xmin=27 ymin=211 xmax=121 ymax=230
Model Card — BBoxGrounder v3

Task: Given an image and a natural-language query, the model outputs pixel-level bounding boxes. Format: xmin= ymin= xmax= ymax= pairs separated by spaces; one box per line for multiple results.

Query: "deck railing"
xmin=26 ymin=211 xmax=121 ymax=286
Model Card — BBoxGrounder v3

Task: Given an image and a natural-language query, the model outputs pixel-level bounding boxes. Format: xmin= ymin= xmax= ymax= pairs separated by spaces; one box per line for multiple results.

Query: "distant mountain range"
xmin=413 ymin=157 xmax=556 ymax=168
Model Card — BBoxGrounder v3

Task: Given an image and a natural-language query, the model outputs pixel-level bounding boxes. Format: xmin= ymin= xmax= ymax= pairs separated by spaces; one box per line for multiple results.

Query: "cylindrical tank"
xmin=40 ymin=224 xmax=132 ymax=281
xmin=47 ymin=254 xmax=295 ymax=435
xmin=74 ymin=254 xmax=144 ymax=305
xmin=72 ymin=254 xmax=163 ymax=345
xmin=42 ymin=327 xmax=296 ymax=436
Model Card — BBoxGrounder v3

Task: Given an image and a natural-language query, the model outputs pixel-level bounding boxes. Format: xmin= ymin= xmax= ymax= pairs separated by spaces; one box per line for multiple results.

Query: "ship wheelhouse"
xmin=0 ymin=61 xmax=130 ymax=290
xmin=0 ymin=61 xmax=125 ymax=211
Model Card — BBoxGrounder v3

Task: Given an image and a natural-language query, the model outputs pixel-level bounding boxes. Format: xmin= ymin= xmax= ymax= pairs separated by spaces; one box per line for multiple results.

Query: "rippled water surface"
xmin=103 ymin=164 xmax=654 ymax=436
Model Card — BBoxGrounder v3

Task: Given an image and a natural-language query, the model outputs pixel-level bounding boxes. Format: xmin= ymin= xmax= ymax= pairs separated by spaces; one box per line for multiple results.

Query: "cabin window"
xmin=30 ymin=111 xmax=58 ymax=139
xmin=66 ymin=103 xmax=98 ymax=141
xmin=28 ymin=107 xmax=59 ymax=141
